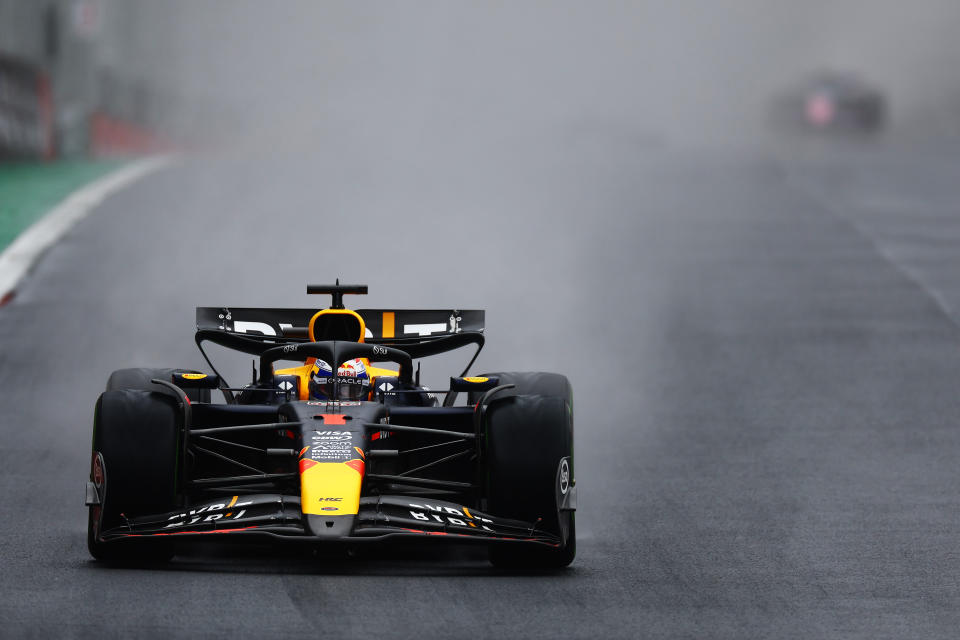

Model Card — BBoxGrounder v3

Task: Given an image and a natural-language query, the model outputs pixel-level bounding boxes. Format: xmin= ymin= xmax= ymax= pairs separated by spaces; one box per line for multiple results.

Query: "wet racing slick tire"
xmin=481 ymin=372 xmax=575 ymax=569
xmin=107 ymin=367 xmax=210 ymax=403
xmin=87 ymin=389 xmax=180 ymax=564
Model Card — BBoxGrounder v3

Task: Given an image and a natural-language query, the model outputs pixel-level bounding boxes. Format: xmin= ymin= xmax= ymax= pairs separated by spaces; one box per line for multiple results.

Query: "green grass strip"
xmin=0 ymin=159 xmax=126 ymax=252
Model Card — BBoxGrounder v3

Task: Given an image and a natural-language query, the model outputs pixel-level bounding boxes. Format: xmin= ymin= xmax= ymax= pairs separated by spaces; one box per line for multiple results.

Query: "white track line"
xmin=0 ymin=155 xmax=175 ymax=304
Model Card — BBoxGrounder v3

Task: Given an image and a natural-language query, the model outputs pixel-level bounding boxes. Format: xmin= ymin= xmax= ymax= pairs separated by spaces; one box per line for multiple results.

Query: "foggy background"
xmin=5 ymin=1 xmax=960 ymax=159
xmin=103 ymin=1 xmax=960 ymax=145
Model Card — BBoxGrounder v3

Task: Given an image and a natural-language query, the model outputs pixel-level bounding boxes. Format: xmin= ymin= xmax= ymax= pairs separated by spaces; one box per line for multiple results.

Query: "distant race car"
xmin=773 ymin=71 xmax=886 ymax=133
xmin=85 ymin=283 xmax=576 ymax=568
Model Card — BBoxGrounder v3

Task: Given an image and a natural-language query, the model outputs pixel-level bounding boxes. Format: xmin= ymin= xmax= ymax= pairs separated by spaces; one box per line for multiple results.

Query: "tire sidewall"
xmin=480 ymin=371 xmax=575 ymax=567
xmin=88 ymin=389 xmax=181 ymax=561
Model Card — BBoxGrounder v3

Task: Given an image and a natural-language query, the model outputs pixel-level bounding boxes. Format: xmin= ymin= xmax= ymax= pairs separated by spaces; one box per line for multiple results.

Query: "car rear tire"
xmin=480 ymin=372 xmax=575 ymax=569
xmin=87 ymin=389 xmax=181 ymax=564
xmin=107 ymin=367 xmax=210 ymax=402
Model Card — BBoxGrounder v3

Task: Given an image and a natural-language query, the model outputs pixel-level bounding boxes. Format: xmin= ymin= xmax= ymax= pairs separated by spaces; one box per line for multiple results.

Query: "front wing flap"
xmin=99 ymin=494 xmax=561 ymax=548
xmin=100 ymin=494 xmax=305 ymax=541
xmin=352 ymin=496 xmax=562 ymax=546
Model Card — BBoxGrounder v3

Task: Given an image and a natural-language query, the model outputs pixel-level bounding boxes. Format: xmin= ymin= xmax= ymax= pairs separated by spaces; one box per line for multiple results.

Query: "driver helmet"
xmin=308 ymin=358 xmax=370 ymax=401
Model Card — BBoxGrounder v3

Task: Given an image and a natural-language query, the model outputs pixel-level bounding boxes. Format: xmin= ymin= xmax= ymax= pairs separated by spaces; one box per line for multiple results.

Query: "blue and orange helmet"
xmin=308 ymin=358 xmax=370 ymax=401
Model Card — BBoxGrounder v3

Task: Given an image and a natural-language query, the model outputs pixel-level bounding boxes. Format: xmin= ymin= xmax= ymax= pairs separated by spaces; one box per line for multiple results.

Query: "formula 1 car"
xmin=85 ymin=283 xmax=576 ymax=568
xmin=772 ymin=71 xmax=886 ymax=134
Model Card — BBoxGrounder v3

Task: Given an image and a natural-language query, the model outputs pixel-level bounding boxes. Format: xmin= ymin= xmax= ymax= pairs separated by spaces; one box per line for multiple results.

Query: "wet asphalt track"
xmin=3 ymin=135 xmax=960 ymax=638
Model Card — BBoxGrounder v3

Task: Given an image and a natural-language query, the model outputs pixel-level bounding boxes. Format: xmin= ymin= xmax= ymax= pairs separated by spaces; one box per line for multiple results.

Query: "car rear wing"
xmin=196 ymin=307 xmax=484 ymax=341
xmin=194 ymin=308 xmax=486 ymax=392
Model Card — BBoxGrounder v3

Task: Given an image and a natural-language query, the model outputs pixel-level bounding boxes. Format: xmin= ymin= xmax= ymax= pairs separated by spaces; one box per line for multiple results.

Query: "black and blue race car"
xmin=85 ymin=283 xmax=576 ymax=568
